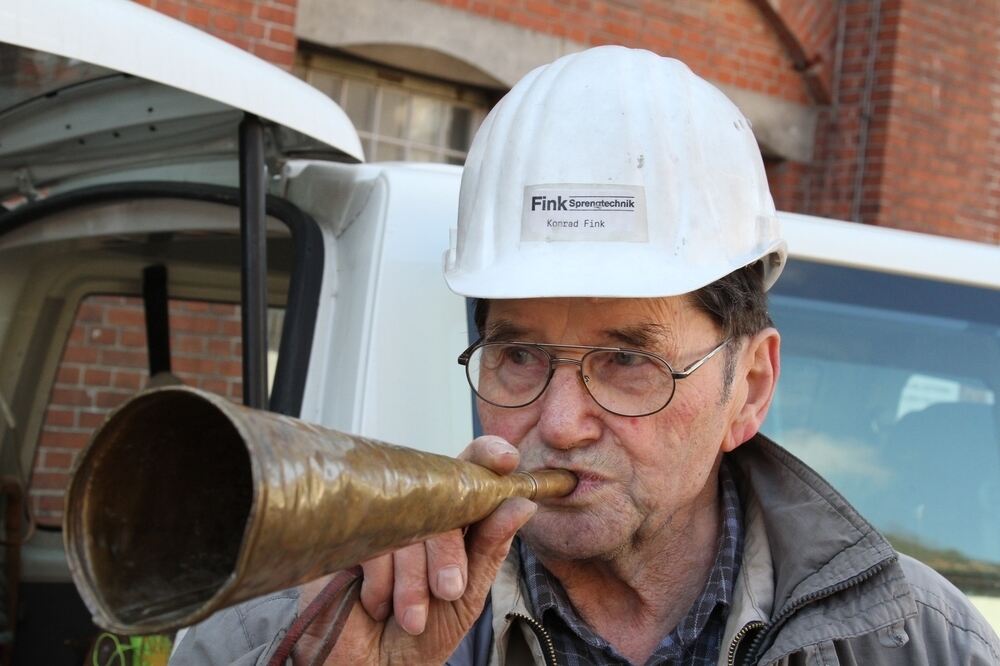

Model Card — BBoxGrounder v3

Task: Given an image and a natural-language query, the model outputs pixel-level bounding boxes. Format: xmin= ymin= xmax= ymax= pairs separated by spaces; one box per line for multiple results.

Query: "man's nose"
xmin=535 ymin=363 xmax=601 ymax=450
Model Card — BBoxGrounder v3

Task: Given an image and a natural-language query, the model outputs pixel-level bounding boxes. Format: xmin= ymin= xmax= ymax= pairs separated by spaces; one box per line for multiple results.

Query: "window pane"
xmin=308 ymin=70 xmax=343 ymax=101
xmin=409 ymin=147 xmax=439 ymax=162
xmin=447 ymin=106 xmax=473 ymax=151
xmin=374 ymin=142 xmax=405 ymax=161
xmin=345 ymin=80 xmax=375 ymax=132
xmin=378 ymin=89 xmax=408 ymax=139
xmin=410 ymin=96 xmax=444 ymax=146
xmin=300 ymin=54 xmax=492 ymax=164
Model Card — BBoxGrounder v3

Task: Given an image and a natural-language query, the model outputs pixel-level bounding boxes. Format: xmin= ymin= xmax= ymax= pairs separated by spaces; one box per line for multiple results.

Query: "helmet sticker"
xmin=520 ymin=184 xmax=648 ymax=243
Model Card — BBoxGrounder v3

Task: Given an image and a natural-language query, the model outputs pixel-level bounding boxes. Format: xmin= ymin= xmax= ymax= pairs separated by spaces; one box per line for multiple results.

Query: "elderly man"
xmin=172 ymin=47 xmax=998 ymax=665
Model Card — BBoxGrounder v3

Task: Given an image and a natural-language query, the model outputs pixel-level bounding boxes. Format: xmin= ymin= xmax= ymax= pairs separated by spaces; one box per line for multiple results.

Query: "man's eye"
xmin=612 ymin=351 xmax=647 ymax=367
xmin=504 ymin=347 xmax=537 ymax=365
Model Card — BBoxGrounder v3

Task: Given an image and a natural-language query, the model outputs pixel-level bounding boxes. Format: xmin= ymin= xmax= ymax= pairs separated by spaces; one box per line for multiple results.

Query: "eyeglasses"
xmin=457 ymin=338 xmax=729 ymax=417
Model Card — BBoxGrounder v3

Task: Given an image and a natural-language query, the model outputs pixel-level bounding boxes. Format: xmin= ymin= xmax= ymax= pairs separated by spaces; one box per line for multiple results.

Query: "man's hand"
xmin=292 ymin=436 xmax=533 ymax=666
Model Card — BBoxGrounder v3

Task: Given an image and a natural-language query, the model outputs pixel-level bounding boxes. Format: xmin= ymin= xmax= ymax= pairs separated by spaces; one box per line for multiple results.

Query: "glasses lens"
xmin=467 ymin=343 xmax=550 ymax=407
xmin=583 ymin=350 xmax=675 ymax=416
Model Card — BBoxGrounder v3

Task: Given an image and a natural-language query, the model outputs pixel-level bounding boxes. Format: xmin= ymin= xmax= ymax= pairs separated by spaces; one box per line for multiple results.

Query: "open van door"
xmin=0 ymin=1 xmax=371 ymax=661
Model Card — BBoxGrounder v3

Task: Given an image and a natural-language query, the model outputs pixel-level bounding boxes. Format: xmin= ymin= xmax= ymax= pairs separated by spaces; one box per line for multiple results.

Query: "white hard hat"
xmin=444 ymin=46 xmax=786 ymax=299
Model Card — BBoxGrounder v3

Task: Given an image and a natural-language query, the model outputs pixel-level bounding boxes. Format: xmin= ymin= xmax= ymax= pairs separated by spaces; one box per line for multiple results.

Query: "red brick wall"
xmin=765 ymin=157 xmax=812 ymax=213
xmin=872 ymin=0 xmax=999 ymax=242
xmin=31 ymin=296 xmax=244 ymax=526
xmin=434 ymin=0 xmax=814 ymax=105
xmin=133 ymin=0 xmax=298 ymax=69
xmin=794 ymin=0 xmax=1000 ymax=243
xmin=749 ymin=0 xmax=839 ymax=103
xmin=800 ymin=0 xmax=883 ymax=223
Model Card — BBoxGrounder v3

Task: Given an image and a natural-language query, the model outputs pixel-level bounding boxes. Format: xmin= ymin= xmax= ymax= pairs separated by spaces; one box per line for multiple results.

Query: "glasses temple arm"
xmin=671 ymin=339 xmax=730 ymax=379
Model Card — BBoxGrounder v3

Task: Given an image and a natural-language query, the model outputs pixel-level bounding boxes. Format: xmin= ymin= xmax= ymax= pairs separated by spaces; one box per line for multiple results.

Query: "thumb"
xmin=460 ymin=497 xmax=537 ymax=607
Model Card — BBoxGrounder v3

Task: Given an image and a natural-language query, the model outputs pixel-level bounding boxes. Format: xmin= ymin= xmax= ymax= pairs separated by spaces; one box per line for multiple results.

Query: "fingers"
xmin=359 ymin=526 xmax=469 ymax=614
xmin=425 ymin=529 xmax=468 ymax=601
xmin=359 ymin=553 xmax=393 ymax=621
xmin=343 ymin=438 xmax=525 ymax=643
xmin=384 ymin=496 xmax=534 ymax=634
xmin=459 ymin=435 xmax=519 ymax=474
xmin=462 ymin=497 xmax=537 ymax=603
xmin=393 ymin=543 xmax=429 ymax=635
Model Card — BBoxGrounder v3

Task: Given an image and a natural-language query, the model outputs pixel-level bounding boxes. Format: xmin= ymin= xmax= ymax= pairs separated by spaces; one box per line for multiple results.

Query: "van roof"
xmin=780 ymin=212 xmax=1000 ymax=290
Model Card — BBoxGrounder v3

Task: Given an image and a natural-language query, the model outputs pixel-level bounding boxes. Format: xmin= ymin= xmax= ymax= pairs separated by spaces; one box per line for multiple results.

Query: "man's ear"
xmin=721 ymin=327 xmax=780 ymax=453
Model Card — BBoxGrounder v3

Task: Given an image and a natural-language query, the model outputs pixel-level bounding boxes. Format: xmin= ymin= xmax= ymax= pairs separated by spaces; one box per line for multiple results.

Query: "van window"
xmin=29 ymin=294 xmax=284 ymax=527
xmin=764 ymin=260 xmax=1000 ymax=615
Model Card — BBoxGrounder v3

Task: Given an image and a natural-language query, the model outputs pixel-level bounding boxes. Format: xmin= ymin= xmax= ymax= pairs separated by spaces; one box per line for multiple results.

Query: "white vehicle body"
xmin=0 ymin=1 xmax=997 ymax=661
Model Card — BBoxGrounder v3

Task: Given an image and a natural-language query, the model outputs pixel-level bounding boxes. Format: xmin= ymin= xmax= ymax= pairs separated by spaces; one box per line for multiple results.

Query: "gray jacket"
xmin=170 ymin=435 xmax=1000 ymax=665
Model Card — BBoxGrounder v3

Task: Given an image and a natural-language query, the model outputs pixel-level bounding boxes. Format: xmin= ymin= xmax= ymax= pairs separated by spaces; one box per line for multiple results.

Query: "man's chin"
xmin=520 ymin=510 xmax=629 ymax=562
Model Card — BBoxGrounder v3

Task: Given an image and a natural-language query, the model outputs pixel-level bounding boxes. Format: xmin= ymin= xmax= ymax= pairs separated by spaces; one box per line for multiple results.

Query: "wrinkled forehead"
xmin=482 ymin=296 xmax=708 ymax=351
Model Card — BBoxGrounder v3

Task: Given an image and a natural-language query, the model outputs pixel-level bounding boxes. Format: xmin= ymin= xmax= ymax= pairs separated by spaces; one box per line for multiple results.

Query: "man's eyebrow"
xmin=602 ymin=323 xmax=674 ymax=350
xmin=481 ymin=319 xmax=531 ymax=343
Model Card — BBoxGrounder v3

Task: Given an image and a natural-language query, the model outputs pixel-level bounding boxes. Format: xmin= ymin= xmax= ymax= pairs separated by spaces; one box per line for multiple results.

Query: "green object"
xmin=91 ymin=632 xmax=173 ymax=666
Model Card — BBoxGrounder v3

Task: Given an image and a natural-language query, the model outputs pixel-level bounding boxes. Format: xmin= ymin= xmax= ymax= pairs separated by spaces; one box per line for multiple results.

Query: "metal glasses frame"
xmin=457 ymin=338 xmax=730 ymax=417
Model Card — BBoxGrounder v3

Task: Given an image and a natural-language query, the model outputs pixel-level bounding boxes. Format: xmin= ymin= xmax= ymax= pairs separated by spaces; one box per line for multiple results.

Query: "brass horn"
xmin=63 ymin=386 xmax=576 ymax=635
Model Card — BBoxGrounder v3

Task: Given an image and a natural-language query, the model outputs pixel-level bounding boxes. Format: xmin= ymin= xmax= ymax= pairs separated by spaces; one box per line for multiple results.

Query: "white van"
xmin=1 ymin=1 xmax=998 ymax=662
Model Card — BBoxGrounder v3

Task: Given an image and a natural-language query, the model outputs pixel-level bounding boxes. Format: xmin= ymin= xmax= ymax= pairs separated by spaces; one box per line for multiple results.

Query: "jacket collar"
xmin=724 ymin=434 xmax=917 ymax=665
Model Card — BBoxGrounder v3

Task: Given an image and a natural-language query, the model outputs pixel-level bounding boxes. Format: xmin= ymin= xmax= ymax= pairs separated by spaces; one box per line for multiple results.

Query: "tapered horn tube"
xmin=63 ymin=386 xmax=575 ymax=635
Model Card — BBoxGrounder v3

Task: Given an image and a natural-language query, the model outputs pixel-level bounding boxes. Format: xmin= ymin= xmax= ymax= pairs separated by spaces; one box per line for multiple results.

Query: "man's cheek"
xmin=477 ymin=403 xmax=531 ymax=443
xmin=476 ymin=402 xmax=498 ymax=435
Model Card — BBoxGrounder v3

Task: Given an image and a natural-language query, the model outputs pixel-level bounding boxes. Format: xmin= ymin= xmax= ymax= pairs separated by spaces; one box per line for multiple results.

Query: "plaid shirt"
xmin=518 ymin=461 xmax=744 ymax=666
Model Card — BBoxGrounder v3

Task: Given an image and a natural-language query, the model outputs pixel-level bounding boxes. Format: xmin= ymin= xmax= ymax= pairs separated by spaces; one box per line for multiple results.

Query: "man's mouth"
xmin=534 ymin=467 xmax=607 ymax=501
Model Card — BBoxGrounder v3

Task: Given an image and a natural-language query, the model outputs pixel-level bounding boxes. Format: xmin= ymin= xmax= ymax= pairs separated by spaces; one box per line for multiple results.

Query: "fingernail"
xmin=375 ymin=602 xmax=390 ymax=621
xmin=437 ymin=565 xmax=464 ymax=600
xmin=402 ymin=605 xmax=427 ymax=635
xmin=488 ymin=440 xmax=514 ymax=457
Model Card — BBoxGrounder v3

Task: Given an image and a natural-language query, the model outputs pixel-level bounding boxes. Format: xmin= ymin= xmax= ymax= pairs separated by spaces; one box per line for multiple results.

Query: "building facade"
xmin=135 ymin=0 xmax=1000 ymax=243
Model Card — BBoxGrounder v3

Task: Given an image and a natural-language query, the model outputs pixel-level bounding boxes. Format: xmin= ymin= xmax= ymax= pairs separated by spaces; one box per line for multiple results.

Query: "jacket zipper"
xmin=727 ymin=620 xmax=765 ymax=666
xmin=506 ymin=611 xmax=559 ymax=666
xmin=740 ymin=556 xmax=895 ymax=666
